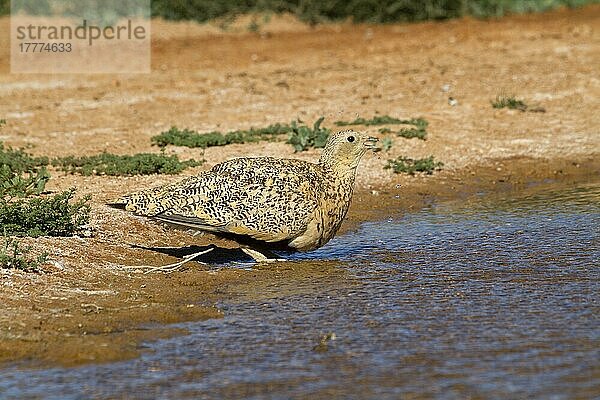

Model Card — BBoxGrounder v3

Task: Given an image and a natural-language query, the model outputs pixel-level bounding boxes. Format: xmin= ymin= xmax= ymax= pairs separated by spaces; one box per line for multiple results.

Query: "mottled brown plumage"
xmin=111 ymin=130 xmax=377 ymax=254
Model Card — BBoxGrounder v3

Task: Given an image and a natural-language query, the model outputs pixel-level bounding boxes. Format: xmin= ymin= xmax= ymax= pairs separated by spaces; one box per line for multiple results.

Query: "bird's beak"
xmin=364 ymin=136 xmax=379 ymax=150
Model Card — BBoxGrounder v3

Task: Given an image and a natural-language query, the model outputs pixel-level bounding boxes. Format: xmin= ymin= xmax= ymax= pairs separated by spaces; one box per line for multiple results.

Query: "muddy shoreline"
xmin=1 ymin=155 xmax=598 ymax=367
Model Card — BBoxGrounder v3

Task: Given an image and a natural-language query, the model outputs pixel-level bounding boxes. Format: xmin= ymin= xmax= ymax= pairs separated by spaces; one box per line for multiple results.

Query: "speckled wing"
xmin=120 ymin=157 xmax=323 ymax=243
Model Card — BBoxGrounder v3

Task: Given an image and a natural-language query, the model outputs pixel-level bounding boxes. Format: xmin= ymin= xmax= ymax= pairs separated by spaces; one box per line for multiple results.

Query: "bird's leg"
xmin=123 ymin=248 xmax=214 ymax=274
xmin=241 ymin=247 xmax=286 ymax=263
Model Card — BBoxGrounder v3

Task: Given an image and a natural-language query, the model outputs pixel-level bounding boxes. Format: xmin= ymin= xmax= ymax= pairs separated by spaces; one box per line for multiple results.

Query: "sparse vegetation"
xmin=336 ymin=115 xmax=427 ymax=127
xmin=1 ymin=188 xmax=91 ymax=238
xmin=396 ymin=126 xmax=427 ymax=140
xmin=247 ymin=14 xmax=271 ymax=32
xmin=0 ymin=142 xmax=51 ymax=200
xmin=152 ymin=123 xmax=293 ymax=148
xmin=153 ymin=119 xmax=332 ymax=152
xmin=0 ymin=142 xmax=49 ymax=174
xmin=396 ymin=118 xmax=429 ymax=140
xmin=148 ymin=0 xmax=594 ymax=25
xmin=286 ymin=117 xmax=331 ymax=152
xmin=52 ymin=153 xmax=202 ymax=176
xmin=0 ymin=135 xmax=199 ymax=271
xmin=0 ymin=138 xmax=200 ymax=177
xmin=381 ymin=137 xmax=393 ymax=152
xmin=384 ymin=155 xmax=443 ymax=175
xmin=338 ymin=116 xmax=428 ymax=140
xmin=1 ymin=0 xmax=594 ymax=25
xmin=1 ymin=0 xmax=590 ymax=21
xmin=0 ymin=142 xmax=90 ymax=239
xmin=491 ymin=95 xmax=528 ymax=111
xmin=491 ymin=95 xmax=546 ymax=112
xmin=0 ymin=165 xmax=50 ymax=199
xmin=0 ymin=234 xmax=47 ymax=272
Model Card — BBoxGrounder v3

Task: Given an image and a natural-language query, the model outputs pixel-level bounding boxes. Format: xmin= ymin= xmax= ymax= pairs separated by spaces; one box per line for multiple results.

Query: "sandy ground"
xmin=0 ymin=6 xmax=599 ymax=366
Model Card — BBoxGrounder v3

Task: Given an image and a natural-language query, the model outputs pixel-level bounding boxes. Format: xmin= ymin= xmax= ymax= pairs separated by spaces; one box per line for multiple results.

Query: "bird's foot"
xmin=123 ymin=248 xmax=214 ymax=274
xmin=241 ymin=248 xmax=286 ymax=263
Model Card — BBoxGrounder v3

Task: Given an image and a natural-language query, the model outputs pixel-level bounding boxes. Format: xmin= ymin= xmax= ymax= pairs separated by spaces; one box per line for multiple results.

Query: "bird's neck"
xmin=321 ymin=163 xmax=358 ymax=187
xmin=315 ymin=165 xmax=356 ymax=247
xmin=319 ymin=154 xmax=360 ymax=183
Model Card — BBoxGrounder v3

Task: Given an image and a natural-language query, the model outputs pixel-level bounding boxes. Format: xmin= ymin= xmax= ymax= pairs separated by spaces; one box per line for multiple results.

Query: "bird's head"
xmin=319 ymin=130 xmax=378 ymax=174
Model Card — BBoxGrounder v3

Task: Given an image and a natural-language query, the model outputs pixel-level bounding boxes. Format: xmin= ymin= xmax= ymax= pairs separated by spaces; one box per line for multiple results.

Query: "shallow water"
xmin=1 ymin=181 xmax=599 ymax=399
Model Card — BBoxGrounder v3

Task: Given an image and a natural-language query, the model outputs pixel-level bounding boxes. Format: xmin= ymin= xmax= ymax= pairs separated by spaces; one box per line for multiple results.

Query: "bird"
xmin=109 ymin=130 xmax=378 ymax=269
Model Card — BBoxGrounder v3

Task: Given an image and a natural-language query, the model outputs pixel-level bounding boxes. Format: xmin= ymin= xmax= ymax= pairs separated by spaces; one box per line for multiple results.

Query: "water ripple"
xmin=0 ymin=181 xmax=598 ymax=399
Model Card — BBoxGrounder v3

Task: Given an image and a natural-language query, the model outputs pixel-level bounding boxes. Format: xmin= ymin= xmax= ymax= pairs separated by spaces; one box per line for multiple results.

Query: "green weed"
xmin=1 ymin=188 xmax=90 ymax=237
xmin=0 ymin=142 xmax=90 ymax=238
xmin=153 ymin=119 xmax=331 ymax=152
xmin=1 ymin=1 xmax=594 ymax=22
xmin=0 ymin=142 xmax=49 ymax=174
xmin=248 ymin=14 xmax=269 ymax=32
xmin=385 ymin=155 xmax=443 ymax=175
xmin=147 ymin=0 xmax=594 ymax=24
xmin=336 ymin=115 xmax=427 ymax=127
xmin=0 ymin=234 xmax=47 ymax=272
xmin=491 ymin=95 xmax=546 ymax=113
xmin=52 ymin=153 xmax=202 ymax=176
xmin=339 ymin=116 xmax=428 ymax=140
xmin=0 ymin=142 xmax=51 ymax=199
xmin=0 ymin=165 xmax=50 ymax=199
xmin=286 ymin=117 xmax=331 ymax=152
xmin=381 ymin=137 xmax=393 ymax=152
xmin=1 ymin=137 xmax=198 ymax=177
xmin=396 ymin=125 xmax=428 ymax=140
xmin=152 ymin=123 xmax=293 ymax=148
xmin=491 ymin=95 xmax=528 ymax=111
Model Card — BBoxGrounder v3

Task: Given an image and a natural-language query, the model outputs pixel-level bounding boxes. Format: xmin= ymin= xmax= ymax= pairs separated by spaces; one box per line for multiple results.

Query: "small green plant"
xmin=0 ymin=119 xmax=6 ymax=127
xmin=153 ymin=119 xmax=331 ymax=152
xmin=396 ymin=118 xmax=429 ymax=140
xmin=1 ymin=188 xmax=91 ymax=237
xmin=396 ymin=127 xmax=427 ymax=140
xmin=286 ymin=117 xmax=331 ymax=152
xmin=384 ymin=155 xmax=443 ymax=175
xmin=0 ymin=165 xmax=50 ymax=199
xmin=152 ymin=123 xmax=293 ymax=148
xmin=491 ymin=95 xmax=528 ymax=111
xmin=0 ymin=142 xmax=51 ymax=200
xmin=0 ymin=142 xmax=91 ymax=238
xmin=381 ymin=137 xmax=393 ymax=152
xmin=52 ymin=153 xmax=202 ymax=176
xmin=0 ymin=142 xmax=49 ymax=174
xmin=0 ymin=233 xmax=47 ymax=272
xmin=335 ymin=115 xmax=427 ymax=127
xmin=340 ymin=116 xmax=428 ymax=140
xmin=247 ymin=16 xmax=260 ymax=32
xmin=336 ymin=115 xmax=399 ymax=126
xmin=491 ymin=95 xmax=546 ymax=112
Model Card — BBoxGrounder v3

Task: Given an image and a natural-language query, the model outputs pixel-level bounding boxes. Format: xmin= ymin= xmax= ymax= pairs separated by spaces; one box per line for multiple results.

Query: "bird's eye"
xmin=347 ymin=136 xmax=355 ymax=143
